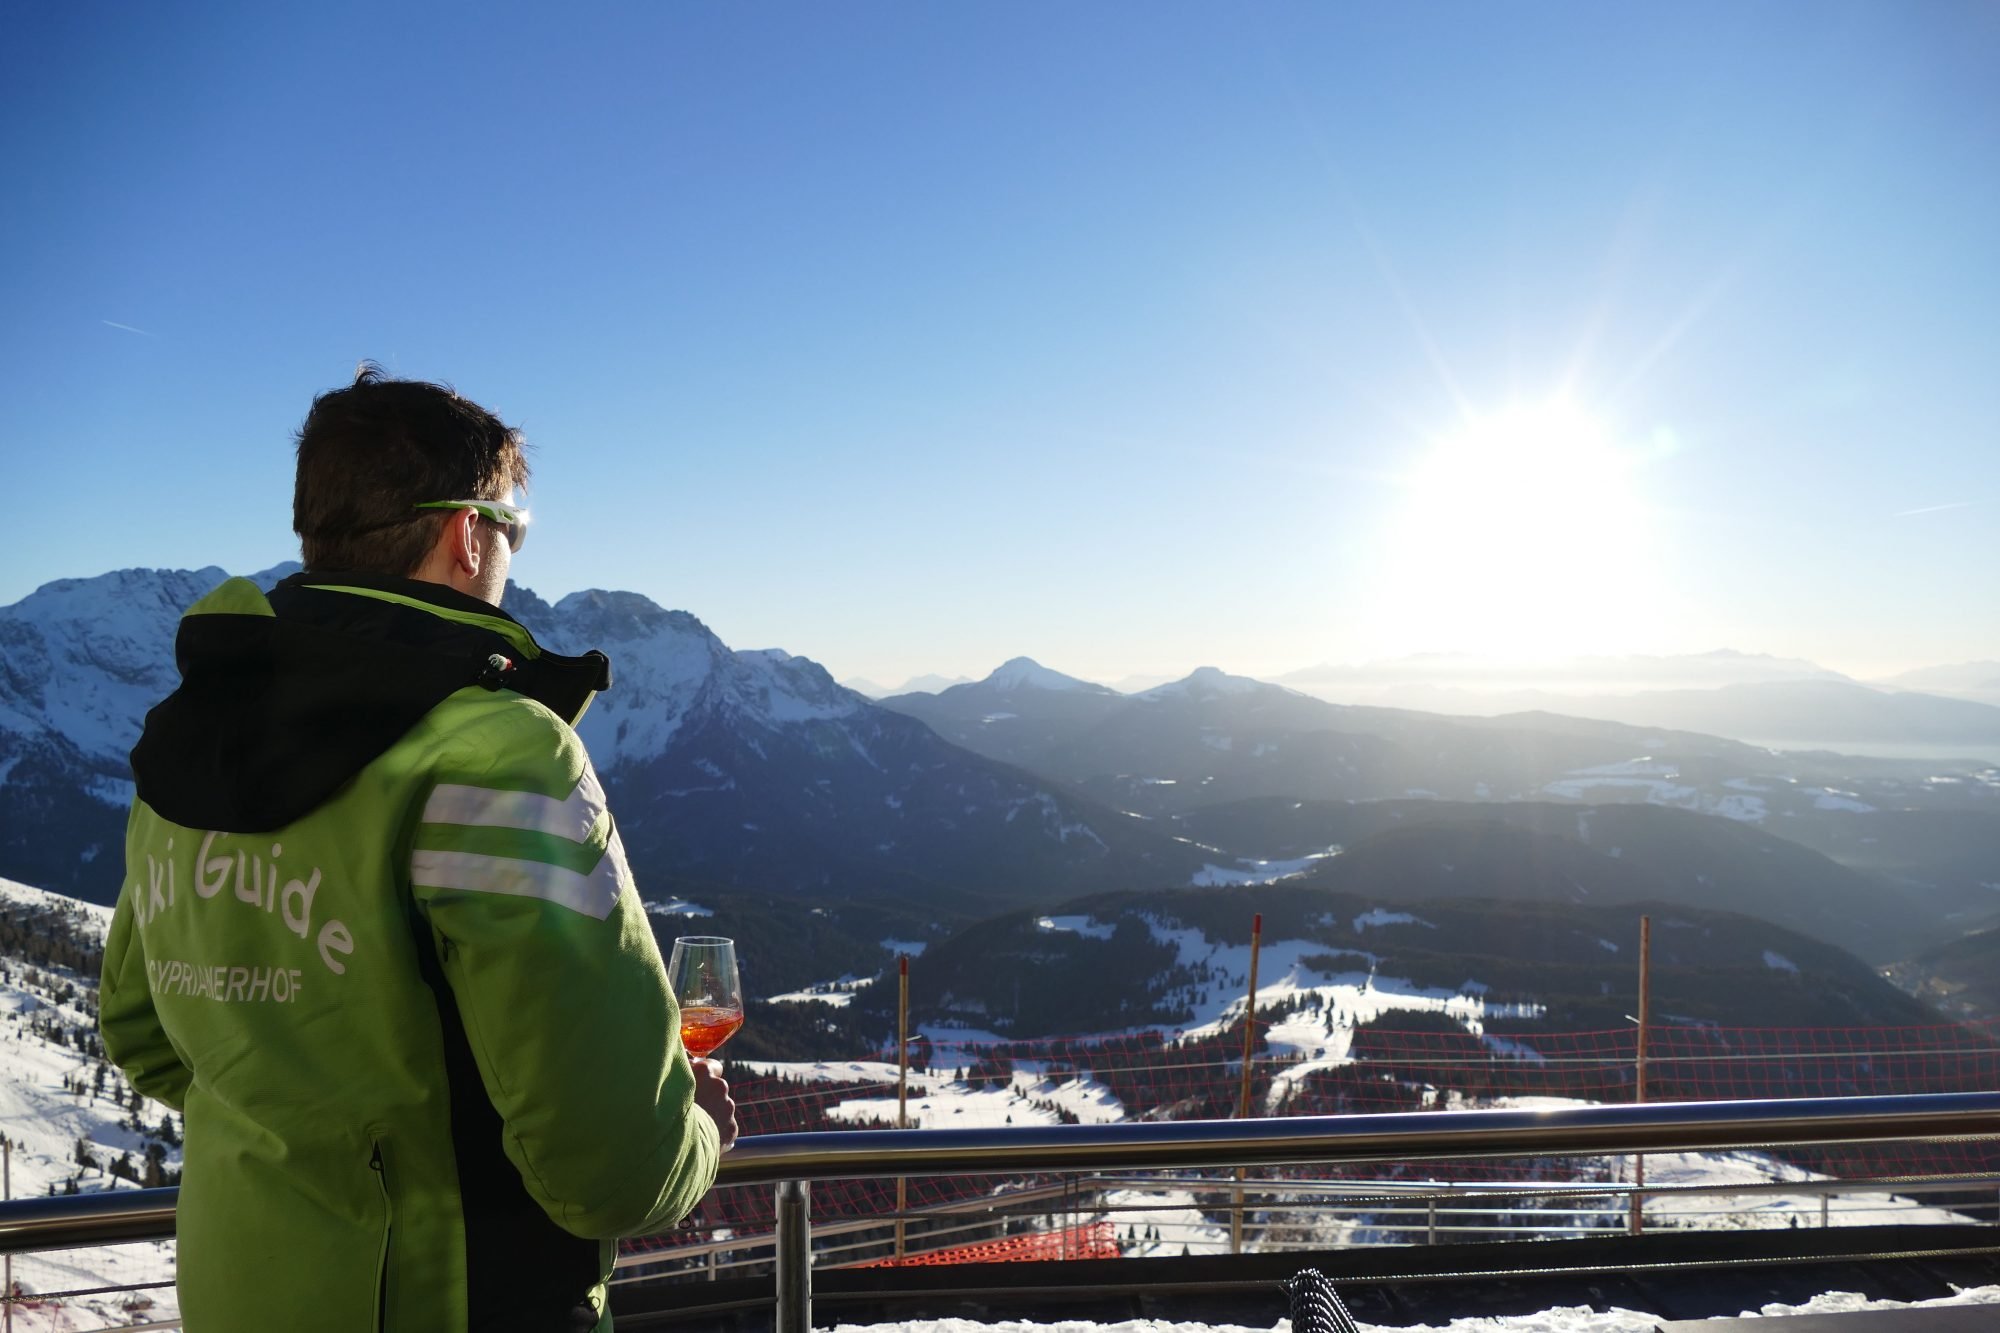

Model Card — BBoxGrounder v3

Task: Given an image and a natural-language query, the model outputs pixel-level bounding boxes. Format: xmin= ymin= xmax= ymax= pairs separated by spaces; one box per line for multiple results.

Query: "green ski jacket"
xmin=101 ymin=572 xmax=719 ymax=1332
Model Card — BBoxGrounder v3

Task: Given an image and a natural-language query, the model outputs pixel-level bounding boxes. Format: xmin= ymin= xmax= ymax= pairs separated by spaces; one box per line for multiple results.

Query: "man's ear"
xmin=451 ymin=506 xmax=484 ymax=578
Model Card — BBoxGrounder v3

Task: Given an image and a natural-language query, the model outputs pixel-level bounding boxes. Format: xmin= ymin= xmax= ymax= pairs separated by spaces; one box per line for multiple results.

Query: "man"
xmin=101 ymin=365 xmax=734 ymax=1332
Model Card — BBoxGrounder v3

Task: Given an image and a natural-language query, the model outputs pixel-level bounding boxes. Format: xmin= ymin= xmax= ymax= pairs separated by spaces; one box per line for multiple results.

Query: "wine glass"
xmin=668 ymin=936 xmax=744 ymax=1060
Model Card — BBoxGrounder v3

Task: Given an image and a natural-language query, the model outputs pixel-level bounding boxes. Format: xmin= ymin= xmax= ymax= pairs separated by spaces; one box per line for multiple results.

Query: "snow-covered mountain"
xmin=0 ymin=566 xmax=1203 ymax=909
xmin=502 ymin=597 xmax=1202 ymax=902
xmin=0 ymin=565 xmax=299 ymax=896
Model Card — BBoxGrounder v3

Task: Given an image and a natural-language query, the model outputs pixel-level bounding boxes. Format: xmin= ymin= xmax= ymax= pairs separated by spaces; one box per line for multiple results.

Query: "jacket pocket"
xmin=370 ymin=1141 xmax=394 ymax=1332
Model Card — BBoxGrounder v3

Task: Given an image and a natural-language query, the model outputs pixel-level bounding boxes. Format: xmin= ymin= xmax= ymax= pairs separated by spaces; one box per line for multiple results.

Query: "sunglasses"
xmin=414 ymin=498 xmax=530 ymax=553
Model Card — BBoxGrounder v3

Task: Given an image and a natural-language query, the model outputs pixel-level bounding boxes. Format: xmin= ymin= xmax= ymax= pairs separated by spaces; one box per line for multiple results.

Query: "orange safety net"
xmin=862 ymin=1221 xmax=1121 ymax=1266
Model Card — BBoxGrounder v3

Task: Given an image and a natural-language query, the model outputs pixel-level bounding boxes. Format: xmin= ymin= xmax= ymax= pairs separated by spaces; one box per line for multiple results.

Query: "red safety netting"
xmin=623 ymin=1014 xmax=2000 ymax=1266
xmin=860 ymin=1221 xmax=1119 ymax=1266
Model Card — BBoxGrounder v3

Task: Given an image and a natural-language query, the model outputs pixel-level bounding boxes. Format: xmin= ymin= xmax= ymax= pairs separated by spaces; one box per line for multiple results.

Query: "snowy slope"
xmin=1 ymin=877 xmax=183 ymax=1330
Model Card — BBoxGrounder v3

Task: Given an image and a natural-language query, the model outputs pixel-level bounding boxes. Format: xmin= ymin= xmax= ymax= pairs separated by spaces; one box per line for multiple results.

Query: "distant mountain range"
xmin=6 ymin=568 xmax=1998 ymax=988
xmin=0 ymin=568 xmax=1205 ymax=910
xmin=1873 ymin=661 xmax=2000 ymax=709
xmin=876 ymin=657 xmax=1997 ymax=815
xmin=1280 ymin=648 xmax=1853 ymax=699
xmin=866 ymin=650 xmax=2000 ymax=755
xmin=1296 ymin=678 xmax=2000 ymax=752
xmin=874 ymin=657 xmax=2000 ymax=959
xmin=840 ymin=672 xmax=974 ymax=699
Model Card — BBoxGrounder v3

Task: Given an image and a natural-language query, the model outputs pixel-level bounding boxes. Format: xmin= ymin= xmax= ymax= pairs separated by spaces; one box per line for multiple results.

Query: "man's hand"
xmin=692 ymin=1058 xmax=738 ymax=1152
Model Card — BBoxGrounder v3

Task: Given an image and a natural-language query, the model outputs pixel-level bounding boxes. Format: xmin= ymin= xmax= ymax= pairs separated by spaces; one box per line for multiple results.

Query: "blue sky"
xmin=3 ymin=2 xmax=1995 ymax=684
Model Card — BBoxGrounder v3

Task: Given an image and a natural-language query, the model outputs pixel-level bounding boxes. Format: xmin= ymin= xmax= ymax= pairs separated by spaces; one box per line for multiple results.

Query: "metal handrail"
xmin=6 ymin=1091 xmax=1999 ymax=1258
xmin=620 ymin=1171 xmax=2000 ymax=1272
xmin=707 ymin=1090 xmax=2000 ymax=1187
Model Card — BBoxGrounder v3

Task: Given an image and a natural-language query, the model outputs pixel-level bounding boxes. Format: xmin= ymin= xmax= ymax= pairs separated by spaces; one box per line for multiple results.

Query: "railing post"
xmin=775 ymin=1179 xmax=811 ymax=1333
xmin=1821 ymin=1193 xmax=1830 ymax=1228
xmin=1425 ymin=1197 xmax=1437 ymax=1246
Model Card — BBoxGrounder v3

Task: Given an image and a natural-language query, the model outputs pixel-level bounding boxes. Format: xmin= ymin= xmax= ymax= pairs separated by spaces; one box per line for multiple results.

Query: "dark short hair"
xmin=293 ymin=363 xmax=531 ymax=575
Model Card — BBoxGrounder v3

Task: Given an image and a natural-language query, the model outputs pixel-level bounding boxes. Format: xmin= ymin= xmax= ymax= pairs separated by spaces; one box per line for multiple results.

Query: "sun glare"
xmin=1362 ymin=401 xmax=1670 ymax=661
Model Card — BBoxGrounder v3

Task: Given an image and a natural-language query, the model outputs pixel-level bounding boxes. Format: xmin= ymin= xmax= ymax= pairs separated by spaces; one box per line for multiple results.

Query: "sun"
xmin=1361 ymin=401 xmax=1669 ymax=662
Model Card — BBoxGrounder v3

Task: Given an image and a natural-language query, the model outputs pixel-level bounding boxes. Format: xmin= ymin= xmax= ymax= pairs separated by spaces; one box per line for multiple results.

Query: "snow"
xmin=735 ymin=1057 xmax=1129 ymax=1128
xmin=1566 ymin=758 xmax=1674 ymax=778
xmin=1121 ymin=912 xmax=1532 ymax=1113
xmin=1191 ymin=848 xmax=1339 ymax=888
xmin=767 ymin=974 xmax=877 ymax=1007
xmin=0 ymin=567 xmax=228 ymax=767
xmin=733 ymin=1058 xmax=949 ymax=1089
xmin=519 ymin=590 xmax=860 ymax=766
xmin=1814 ymin=789 xmax=1878 ymax=813
xmin=983 ymin=658 xmax=1096 ymax=693
xmin=1540 ymin=770 xmax=1770 ymax=824
xmin=1100 ymin=1186 xmax=1239 ymax=1257
xmin=1353 ymin=909 xmax=1434 ymax=933
xmin=644 ymin=898 xmax=713 ymax=918
xmin=822 ymin=1069 xmax=1128 ymax=1130
xmin=826 ymin=1287 xmax=2000 ymax=1333
xmin=1481 ymin=1035 xmax=1549 ymax=1064
xmin=1038 ymin=916 xmax=1118 ymax=940
xmin=1137 ymin=667 xmax=1267 ymax=701
xmin=0 ymin=878 xmax=113 ymax=930
xmin=1709 ymin=794 xmax=1767 ymax=822
xmin=881 ymin=937 xmax=929 ymax=957
xmin=1763 ymin=950 xmax=1800 ymax=973
xmin=1 ymin=878 xmax=182 ymax=1329
xmin=1541 ymin=775 xmax=1697 ymax=803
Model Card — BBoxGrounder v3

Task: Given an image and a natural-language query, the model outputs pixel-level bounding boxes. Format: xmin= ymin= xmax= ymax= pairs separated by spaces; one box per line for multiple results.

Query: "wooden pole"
xmin=1630 ymin=915 xmax=1651 ymax=1235
xmin=1232 ymin=913 xmax=1263 ymax=1256
xmin=895 ymin=955 xmax=909 ymax=1257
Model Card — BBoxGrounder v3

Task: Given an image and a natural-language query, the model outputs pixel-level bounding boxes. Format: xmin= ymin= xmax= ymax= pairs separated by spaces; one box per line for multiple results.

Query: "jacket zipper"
xmin=370 ymin=1142 xmax=393 ymax=1332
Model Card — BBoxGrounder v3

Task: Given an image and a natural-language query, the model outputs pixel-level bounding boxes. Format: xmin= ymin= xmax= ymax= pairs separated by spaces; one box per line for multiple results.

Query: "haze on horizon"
xmin=2 ymin=3 xmax=1994 ymax=688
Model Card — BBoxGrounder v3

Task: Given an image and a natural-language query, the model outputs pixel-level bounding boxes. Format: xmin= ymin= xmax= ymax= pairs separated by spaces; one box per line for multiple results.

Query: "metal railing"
xmin=611 ymin=1171 xmax=2000 ymax=1283
xmin=5 ymin=1091 xmax=2000 ymax=1332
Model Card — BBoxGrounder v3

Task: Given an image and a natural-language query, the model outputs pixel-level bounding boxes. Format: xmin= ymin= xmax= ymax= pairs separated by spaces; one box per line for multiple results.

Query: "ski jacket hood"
xmin=131 ymin=571 xmax=611 ymax=832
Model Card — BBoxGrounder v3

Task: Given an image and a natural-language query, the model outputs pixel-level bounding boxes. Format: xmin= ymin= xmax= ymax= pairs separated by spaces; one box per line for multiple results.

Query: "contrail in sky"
xmin=101 ymin=319 xmax=157 ymax=337
xmin=1893 ymin=500 xmax=1979 ymax=518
